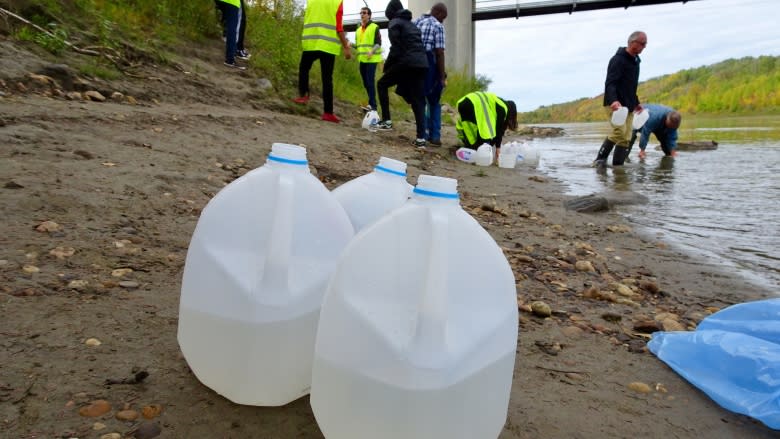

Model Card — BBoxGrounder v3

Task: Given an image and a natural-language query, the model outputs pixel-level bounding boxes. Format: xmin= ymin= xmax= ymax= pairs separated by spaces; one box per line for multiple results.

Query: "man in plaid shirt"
xmin=413 ymin=3 xmax=447 ymax=146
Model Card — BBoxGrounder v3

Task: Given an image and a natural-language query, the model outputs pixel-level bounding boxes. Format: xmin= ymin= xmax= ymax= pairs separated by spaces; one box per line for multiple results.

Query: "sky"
xmin=342 ymin=0 xmax=780 ymax=112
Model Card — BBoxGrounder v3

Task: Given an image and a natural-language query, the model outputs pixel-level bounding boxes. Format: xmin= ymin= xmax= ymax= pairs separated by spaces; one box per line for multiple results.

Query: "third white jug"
xmin=311 ymin=175 xmax=518 ymax=439
xmin=332 ymin=156 xmax=413 ymax=232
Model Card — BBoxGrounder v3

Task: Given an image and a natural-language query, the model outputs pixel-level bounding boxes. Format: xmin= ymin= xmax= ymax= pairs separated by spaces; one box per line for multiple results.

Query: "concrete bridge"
xmin=344 ymin=0 xmax=697 ymax=76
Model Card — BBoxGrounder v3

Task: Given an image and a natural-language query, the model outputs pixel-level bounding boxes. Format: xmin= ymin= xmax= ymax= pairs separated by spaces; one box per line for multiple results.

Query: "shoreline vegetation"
xmin=0 ymin=1 xmax=777 ymax=437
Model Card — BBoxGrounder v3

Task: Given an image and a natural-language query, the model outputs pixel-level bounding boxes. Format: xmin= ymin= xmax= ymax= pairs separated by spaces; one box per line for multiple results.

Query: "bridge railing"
xmin=343 ymin=0 xmax=695 ymax=31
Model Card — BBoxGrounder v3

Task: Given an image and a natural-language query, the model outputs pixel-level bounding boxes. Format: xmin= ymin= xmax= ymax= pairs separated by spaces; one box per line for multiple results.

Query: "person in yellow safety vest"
xmin=214 ymin=0 xmax=245 ymax=69
xmin=355 ymin=7 xmax=382 ymax=111
xmin=294 ymin=0 xmax=352 ymax=123
xmin=456 ymin=91 xmax=518 ymax=151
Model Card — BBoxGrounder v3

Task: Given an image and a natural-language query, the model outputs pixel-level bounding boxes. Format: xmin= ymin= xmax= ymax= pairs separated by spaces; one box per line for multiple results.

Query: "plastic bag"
xmin=648 ymin=298 xmax=780 ymax=430
xmin=697 ymin=298 xmax=780 ymax=344
xmin=362 ymin=110 xmax=380 ymax=130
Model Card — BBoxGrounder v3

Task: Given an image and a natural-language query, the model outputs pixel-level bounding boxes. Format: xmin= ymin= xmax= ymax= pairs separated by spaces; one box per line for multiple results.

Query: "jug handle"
xmin=260 ymin=174 xmax=294 ymax=302
xmin=409 ymin=209 xmax=449 ymax=367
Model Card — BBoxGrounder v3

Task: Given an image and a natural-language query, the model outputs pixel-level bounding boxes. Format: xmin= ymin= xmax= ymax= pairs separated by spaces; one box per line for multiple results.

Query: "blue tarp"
xmin=648 ymin=298 xmax=780 ymax=430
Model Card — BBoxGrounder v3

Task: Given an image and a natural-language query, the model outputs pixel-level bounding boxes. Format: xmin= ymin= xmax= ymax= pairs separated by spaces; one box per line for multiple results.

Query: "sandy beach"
xmin=0 ymin=38 xmax=777 ymax=438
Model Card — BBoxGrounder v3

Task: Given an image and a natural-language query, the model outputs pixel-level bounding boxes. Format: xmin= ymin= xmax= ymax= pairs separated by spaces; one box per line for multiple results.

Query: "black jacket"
xmin=384 ymin=0 xmax=427 ymax=71
xmin=603 ymin=47 xmax=641 ymax=111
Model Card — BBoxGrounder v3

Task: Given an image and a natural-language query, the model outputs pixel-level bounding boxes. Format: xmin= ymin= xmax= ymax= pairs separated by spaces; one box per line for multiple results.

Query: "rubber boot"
xmin=593 ymin=138 xmax=615 ymax=167
xmin=625 ymin=130 xmax=638 ymax=161
xmin=612 ymin=146 xmax=629 ymax=166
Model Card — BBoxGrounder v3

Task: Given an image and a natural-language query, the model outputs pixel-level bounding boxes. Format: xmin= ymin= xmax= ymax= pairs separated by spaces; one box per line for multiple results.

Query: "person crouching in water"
xmin=455 ymin=91 xmax=518 ymax=159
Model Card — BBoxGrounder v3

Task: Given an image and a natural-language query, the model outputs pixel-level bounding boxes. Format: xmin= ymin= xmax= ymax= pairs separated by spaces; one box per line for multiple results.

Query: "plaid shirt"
xmin=412 ymin=14 xmax=445 ymax=52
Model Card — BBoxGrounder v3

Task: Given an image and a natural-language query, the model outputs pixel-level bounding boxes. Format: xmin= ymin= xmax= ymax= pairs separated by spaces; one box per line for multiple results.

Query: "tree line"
xmin=519 ymin=56 xmax=780 ymax=123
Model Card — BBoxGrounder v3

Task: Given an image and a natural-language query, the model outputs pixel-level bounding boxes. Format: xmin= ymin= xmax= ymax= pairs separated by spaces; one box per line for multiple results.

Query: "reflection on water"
xmin=516 ymin=115 xmax=780 ymax=292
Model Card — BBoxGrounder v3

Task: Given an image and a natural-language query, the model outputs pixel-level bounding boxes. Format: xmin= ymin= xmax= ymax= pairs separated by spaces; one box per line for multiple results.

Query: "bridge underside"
xmin=344 ymin=0 xmax=695 ymax=31
xmin=472 ymin=0 xmax=693 ymax=21
xmin=344 ymin=0 xmax=696 ymax=77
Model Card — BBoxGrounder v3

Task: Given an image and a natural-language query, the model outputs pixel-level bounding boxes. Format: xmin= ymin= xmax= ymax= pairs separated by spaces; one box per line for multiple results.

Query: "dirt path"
xmin=0 ymin=38 xmax=776 ymax=438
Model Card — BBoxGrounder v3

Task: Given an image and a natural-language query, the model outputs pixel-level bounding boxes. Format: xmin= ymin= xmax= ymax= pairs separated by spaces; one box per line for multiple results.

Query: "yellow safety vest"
xmin=217 ymin=0 xmax=240 ymax=8
xmin=301 ymin=0 xmax=342 ymax=55
xmin=456 ymin=92 xmax=507 ymax=146
xmin=356 ymin=22 xmax=381 ymax=63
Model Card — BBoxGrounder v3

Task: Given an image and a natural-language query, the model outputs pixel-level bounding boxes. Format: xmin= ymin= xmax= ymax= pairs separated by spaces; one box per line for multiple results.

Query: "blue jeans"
xmin=359 ymin=62 xmax=378 ymax=110
xmin=216 ymin=1 xmax=240 ymax=64
xmin=423 ymin=51 xmax=443 ymax=141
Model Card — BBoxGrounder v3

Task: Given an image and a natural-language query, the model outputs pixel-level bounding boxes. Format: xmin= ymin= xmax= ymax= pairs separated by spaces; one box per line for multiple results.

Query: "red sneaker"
xmin=321 ymin=112 xmax=340 ymax=123
xmin=293 ymin=96 xmax=309 ymax=104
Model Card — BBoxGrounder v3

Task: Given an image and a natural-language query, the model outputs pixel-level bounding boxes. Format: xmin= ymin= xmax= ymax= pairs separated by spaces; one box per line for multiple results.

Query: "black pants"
xmin=377 ymin=65 xmax=427 ymax=139
xmin=298 ymin=50 xmax=336 ymax=114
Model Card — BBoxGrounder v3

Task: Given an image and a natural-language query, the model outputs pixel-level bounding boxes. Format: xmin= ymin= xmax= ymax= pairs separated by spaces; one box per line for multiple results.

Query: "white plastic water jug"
xmin=632 ymin=108 xmax=650 ymax=130
xmin=331 ymin=156 xmax=413 ymax=232
xmin=475 ymin=143 xmax=494 ymax=166
xmin=311 ymin=175 xmax=518 ymax=439
xmin=178 ymin=143 xmax=354 ymax=406
xmin=497 ymin=144 xmax=517 ymax=169
xmin=455 ymin=147 xmax=477 ymax=163
xmin=611 ymin=106 xmax=628 ymax=126
xmin=515 ymin=142 xmax=540 ymax=168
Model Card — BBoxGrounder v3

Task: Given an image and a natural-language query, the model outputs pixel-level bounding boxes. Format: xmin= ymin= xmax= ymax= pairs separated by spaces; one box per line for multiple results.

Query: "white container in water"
xmin=497 ymin=143 xmax=517 ymax=169
xmin=475 ymin=143 xmax=494 ymax=166
xmin=332 ymin=156 xmax=413 ymax=232
xmin=611 ymin=106 xmax=628 ymax=126
xmin=310 ymin=175 xmax=518 ymax=439
xmin=178 ymin=143 xmax=354 ymax=406
xmin=632 ymin=108 xmax=650 ymax=130
xmin=515 ymin=141 xmax=540 ymax=168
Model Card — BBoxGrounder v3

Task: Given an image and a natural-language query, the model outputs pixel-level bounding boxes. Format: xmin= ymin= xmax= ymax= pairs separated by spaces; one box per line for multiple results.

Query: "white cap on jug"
xmin=268 ymin=143 xmax=308 ymax=165
xmin=413 ymin=175 xmax=459 ymax=200
xmin=375 ymin=156 xmax=407 ymax=176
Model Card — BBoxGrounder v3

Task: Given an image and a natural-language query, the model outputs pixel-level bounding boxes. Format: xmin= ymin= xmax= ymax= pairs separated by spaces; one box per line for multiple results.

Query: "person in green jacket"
xmin=294 ymin=0 xmax=352 ymax=123
xmin=456 ymin=91 xmax=517 ymax=151
xmin=355 ymin=7 xmax=382 ymax=111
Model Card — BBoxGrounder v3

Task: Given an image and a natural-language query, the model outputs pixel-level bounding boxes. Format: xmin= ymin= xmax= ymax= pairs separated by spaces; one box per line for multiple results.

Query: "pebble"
xmin=78 ymin=399 xmax=111 ymax=417
xmin=22 ymin=265 xmax=40 ymax=274
xmin=119 ymin=281 xmax=140 ymax=289
xmin=85 ymin=338 xmax=102 ymax=346
xmin=133 ymin=422 xmax=162 ymax=439
xmin=100 ymin=433 xmax=121 ymax=439
xmin=639 ymin=279 xmax=660 ymax=294
xmin=111 ymin=268 xmax=134 ymax=277
xmin=141 ymin=404 xmax=163 ymax=419
xmin=633 ymin=320 xmax=661 ymax=333
xmin=574 ymin=260 xmax=595 ymax=272
xmin=661 ymin=318 xmax=685 ymax=332
xmin=93 ymin=422 xmax=106 ymax=430
xmin=530 ymin=301 xmax=552 ymax=317
xmin=627 ymin=381 xmax=652 ymax=393
xmin=116 ymin=409 xmax=139 ymax=421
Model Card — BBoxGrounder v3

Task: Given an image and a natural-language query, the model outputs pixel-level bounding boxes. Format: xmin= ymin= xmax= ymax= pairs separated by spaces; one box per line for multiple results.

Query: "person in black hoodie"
xmin=594 ymin=31 xmax=647 ymax=167
xmin=374 ymin=0 xmax=429 ymax=147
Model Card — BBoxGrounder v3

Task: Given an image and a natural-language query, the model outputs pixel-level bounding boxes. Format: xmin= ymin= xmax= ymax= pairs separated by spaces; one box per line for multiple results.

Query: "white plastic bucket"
xmin=332 ymin=156 xmax=413 ymax=232
xmin=311 ymin=175 xmax=518 ymax=439
xmin=178 ymin=143 xmax=354 ymax=406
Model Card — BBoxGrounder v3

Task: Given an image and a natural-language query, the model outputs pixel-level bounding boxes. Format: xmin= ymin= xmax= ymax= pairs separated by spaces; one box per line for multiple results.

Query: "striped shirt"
xmin=412 ymin=14 xmax=445 ymax=52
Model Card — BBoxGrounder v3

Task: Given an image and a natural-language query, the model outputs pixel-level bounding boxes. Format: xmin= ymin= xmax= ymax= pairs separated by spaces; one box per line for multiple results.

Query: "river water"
xmin=522 ymin=115 xmax=780 ymax=292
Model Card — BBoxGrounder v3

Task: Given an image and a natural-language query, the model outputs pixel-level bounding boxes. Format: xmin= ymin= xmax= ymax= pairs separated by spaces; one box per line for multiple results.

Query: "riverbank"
xmin=0 ymin=41 xmax=776 ymax=437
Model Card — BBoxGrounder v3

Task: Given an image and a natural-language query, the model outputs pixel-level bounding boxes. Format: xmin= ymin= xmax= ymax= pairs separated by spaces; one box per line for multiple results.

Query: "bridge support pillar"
xmin=409 ymin=0 xmax=474 ymax=78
